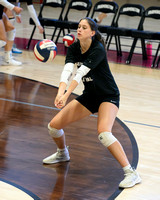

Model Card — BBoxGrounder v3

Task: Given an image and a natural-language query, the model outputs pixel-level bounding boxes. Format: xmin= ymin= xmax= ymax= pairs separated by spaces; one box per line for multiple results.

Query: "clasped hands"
xmin=54 ymin=93 xmax=68 ymax=109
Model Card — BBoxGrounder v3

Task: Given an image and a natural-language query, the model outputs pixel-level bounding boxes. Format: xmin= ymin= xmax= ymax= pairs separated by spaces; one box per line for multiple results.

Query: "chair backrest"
xmin=115 ymin=4 xmax=145 ymax=29
xmin=63 ymin=0 xmax=92 ymax=22
xmin=39 ymin=0 xmax=66 ymax=21
xmin=140 ymin=6 xmax=160 ymax=32
xmin=90 ymin=1 xmax=119 ymax=26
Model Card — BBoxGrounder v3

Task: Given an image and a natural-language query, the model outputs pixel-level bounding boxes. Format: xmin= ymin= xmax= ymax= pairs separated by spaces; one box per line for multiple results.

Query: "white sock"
xmin=5 ymin=51 xmax=12 ymax=61
xmin=58 ymin=146 xmax=67 ymax=152
xmin=123 ymin=164 xmax=133 ymax=174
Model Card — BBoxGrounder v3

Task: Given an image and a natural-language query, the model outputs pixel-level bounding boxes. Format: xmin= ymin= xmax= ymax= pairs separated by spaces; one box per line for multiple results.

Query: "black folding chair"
xmin=106 ymin=4 xmax=145 ymax=57
xmin=54 ymin=0 xmax=92 ymax=44
xmin=26 ymin=0 xmax=66 ymax=49
xmin=90 ymin=1 xmax=119 ymax=47
xmin=129 ymin=6 xmax=160 ymax=67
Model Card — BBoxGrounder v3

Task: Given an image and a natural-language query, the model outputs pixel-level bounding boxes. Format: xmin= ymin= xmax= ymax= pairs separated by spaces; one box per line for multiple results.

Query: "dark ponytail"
xmin=95 ymin=30 xmax=105 ymax=47
xmin=79 ymin=17 xmax=105 ymax=48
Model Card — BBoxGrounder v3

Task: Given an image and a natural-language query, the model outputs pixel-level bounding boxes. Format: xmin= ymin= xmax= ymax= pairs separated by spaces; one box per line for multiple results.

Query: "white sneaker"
xmin=119 ymin=169 xmax=141 ymax=188
xmin=12 ymin=47 xmax=22 ymax=54
xmin=2 ymin=58 xmax=22 ymax=66
xmin=43 ymin=147 xmax=70 ymax=164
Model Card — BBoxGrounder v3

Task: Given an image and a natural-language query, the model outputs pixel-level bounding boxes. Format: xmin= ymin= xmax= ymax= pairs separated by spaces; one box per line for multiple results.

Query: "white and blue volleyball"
xmin=34 ymin=39 xmax=57 ymax=62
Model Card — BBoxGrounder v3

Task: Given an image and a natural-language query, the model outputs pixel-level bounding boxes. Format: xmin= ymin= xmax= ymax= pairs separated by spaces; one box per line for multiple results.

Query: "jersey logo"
xmin=82 ymin=77 xmax=93 ymax=82
xmin=110 ymin=100 xmax=117 ymax=104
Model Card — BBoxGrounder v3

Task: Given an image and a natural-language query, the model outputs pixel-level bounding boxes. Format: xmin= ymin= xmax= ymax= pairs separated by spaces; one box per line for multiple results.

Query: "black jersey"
xmin=65 ymin=39 xmax=120 ymax=97
xmin=9 ymin=0 xmax=33 ymax=5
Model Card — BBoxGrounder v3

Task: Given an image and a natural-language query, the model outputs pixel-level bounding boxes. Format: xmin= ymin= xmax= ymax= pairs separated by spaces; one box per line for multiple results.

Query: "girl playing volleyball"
xmin=43 ymin=17 xmax=141 ymax=188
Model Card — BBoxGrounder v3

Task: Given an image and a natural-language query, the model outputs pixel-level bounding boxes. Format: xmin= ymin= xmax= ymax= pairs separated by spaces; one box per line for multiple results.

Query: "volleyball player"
xmin=0 ymin=0 xmax=22 ymax=65
xmin=43 ymin=17 xmax=141 ymax=188
xmin=5 ymin=0 xmax=44 ymax=54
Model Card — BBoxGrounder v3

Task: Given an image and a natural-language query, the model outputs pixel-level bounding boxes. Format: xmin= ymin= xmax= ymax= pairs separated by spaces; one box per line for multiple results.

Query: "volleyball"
xmin=63 ymin=34 xmax=75 ymax=47
xmin=34 ymin=39 xmax=57 ymax=62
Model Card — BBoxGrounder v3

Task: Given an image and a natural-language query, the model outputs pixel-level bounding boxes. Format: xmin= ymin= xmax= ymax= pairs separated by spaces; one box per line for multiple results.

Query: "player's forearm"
xmin=57 ymin=82 xmax=67 ymax=96
xmin=65 ymin=80 xmax=78 ymax=99
xmin=27 ymin=4 xmax=40 ymax=26
xmin=0 ymin=0 xmax=15 ymax=10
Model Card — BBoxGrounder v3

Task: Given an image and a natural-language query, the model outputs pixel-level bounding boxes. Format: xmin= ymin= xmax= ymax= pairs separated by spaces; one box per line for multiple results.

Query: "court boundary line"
xmin=0 ymin=178 xmax=41 ymax=200
xmin=124 ymin=120 xmax=160 ymax=129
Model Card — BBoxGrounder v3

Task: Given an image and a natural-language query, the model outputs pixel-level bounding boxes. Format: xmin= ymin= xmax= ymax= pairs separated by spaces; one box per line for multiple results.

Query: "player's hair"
xmin=79 ymin=17 xmax=105 ymax=47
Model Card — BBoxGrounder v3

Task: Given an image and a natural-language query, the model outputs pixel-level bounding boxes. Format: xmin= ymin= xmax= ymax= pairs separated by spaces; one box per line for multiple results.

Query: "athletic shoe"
xmin=12 ymin=47 xmax=22 ymax=54
xmin=119 ymin=169 xmax=141 ymax=188
xmin=43 ymin=147 xmax=70 ymax=164
xmin=2 ymin=58 xmax=22 ymax=66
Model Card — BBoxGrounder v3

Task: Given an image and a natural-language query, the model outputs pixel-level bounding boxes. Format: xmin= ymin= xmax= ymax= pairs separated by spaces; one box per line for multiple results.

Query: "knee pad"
xmin=0 ymin=40 xmax=6 ymax=48
xmin=98 ymin=132 xmax=117 ymax=148
xmin=48 ymin=123 xmax=64 ymax=138
xmin=6 ymin=29 xmax=16 ymax=41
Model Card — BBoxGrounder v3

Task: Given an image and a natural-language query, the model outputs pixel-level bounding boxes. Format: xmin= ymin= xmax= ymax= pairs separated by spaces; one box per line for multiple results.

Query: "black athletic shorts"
xmin=0 ymin=5 xmax=4 ymax=20
xmin=76 ymin=92 xmax=120 ymax=114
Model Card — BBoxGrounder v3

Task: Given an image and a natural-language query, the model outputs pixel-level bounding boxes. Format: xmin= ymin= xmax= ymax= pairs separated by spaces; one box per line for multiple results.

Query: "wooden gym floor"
xmin=0 ymin=0 xmax=160 ymax=199
xmin=0 ymin=73 xmax=138 ymax=200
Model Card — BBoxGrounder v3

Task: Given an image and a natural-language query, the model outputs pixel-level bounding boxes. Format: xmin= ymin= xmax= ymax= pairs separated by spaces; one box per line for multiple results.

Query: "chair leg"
xmin=152 ymin=43 xmax=160 ymax=68
xmin=26 ymin=26 xmax=36 ymax=49
xmin=155 ymin=55 xmax=160 ymax=68
xmin=105 ymin=34 xmax=110 ymax=45
xmin=51 ymin=27 xmax=58 ymax=41
xmin=55 ymin=28 xmax=62 ymax=44
xmin=43 ymin=28 xmax=46 ymax=39
xmin=126 ymin=38 xmax=138 ymax=64
xmin=106 ymin=34 xmax=121 ymax=56
xmin=141 ymin=38 xmax=147 ymax=60
xmin=106 ymin=35 xmax=113 ymax=50
xmin=116 ymin=35 xmax=122 ymax=56
xmin=62 ymin=28 xmax=65 ymax=37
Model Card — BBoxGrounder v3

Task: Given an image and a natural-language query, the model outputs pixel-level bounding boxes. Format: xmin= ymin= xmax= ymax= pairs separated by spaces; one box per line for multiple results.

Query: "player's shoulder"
xmin=68 ymin=39 xmax=80 ymax=52
xmin=91 ymin=40 xmax=106 ymax=55
xmin=70 ymin=39 xmax=79 ymax=48
xmin=93 ymin=40 xmax=104 ymax=49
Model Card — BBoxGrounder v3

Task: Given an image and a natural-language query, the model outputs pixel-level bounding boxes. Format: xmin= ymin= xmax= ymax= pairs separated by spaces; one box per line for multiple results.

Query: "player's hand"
xmin=55 ymin=95 xmax=68 ymax=109
xmin=13 ymin=6 xmax=23 ymax=15
xmin=16 ymin=15 xmax=21 ymax=23
xmin=37 ymin=25 xmax=44 ymax=34
xmin=54 ymin=94 xmax=62 ymax=108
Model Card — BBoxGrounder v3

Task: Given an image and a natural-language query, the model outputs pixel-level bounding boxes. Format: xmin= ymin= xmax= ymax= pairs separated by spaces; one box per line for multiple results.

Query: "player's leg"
xmin=5 ymin=8 xmax=22 ymax=54
xmin=2 ymin=12 xmax=22 ymax=66
xmin=43 ymin=99 xmax=92 ymax=164
xmin=0 ymin=19 xmax=7 ymax=48
xmin=97 ymin=102 xmax=141 ymax=188
xmin=0 ymin=6 xmax=7 ymax=48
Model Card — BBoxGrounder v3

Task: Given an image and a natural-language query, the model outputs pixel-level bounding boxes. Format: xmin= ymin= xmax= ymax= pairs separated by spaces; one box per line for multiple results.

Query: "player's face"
xmin=77 ymin=19 xmax=95 ymax=41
